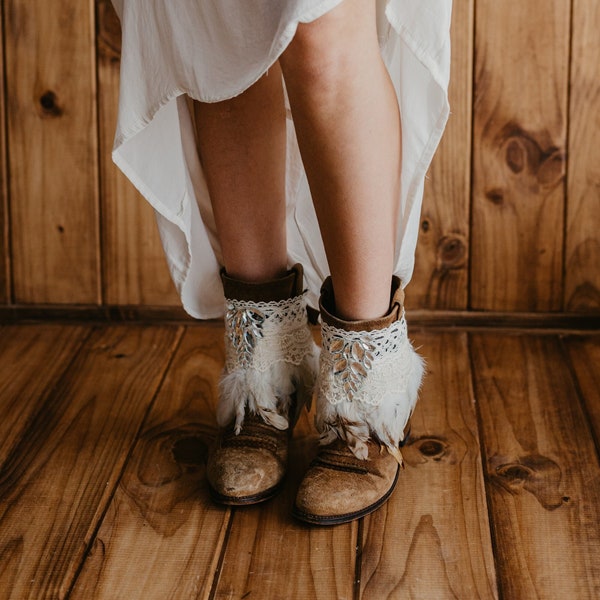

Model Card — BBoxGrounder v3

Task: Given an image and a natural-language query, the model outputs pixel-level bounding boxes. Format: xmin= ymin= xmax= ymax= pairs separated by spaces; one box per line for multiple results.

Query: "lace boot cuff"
xmin=219 ymin=275 xmax=319 ymax=434
xmin=316 ymin=277 xmax=424 ymax=465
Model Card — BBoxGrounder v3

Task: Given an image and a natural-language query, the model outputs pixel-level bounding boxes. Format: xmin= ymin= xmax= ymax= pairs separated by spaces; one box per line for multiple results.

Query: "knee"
xmin=279 ymin=12 xmax=352 ymax=87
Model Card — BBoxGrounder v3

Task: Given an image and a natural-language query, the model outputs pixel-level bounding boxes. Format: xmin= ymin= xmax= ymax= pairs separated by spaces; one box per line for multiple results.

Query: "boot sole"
xmin=209 ymin=479 xmax=285 ymax=506
xmin=291 ymin=465 xmax=400 ymax=526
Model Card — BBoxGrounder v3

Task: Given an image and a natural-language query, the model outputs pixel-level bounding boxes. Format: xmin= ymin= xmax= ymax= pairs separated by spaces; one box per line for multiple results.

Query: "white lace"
xmin=224 ymin=292 xmax=314 ymax=373
xmin=319 ymin=317 xmax=416 ymax=407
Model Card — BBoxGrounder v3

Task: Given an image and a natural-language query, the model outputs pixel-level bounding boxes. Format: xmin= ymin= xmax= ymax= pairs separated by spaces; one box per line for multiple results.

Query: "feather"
xmin=292 ymin=342 xmax=320 ymax=419
xmin=316 ymin=338 xmax=425 ymax=461
xmin=217 ymin=341 xmax=319 ymax=434
xmin=387 ymin=445 xmax=405 ymax=468
xmin=218 ymin=369 xmax=248 ymax=434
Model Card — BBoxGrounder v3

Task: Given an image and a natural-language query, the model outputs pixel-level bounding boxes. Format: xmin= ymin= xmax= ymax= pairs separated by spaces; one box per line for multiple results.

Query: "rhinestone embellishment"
xmin=224 ymin=292 xmax=314 ymax=374
xmin=320 ymin=316 xmax=413 ymax=407
xmin=225 ymin=307 xmax=265 ymax=369
xmin=328 ymin=335 xmax=375 ymax=400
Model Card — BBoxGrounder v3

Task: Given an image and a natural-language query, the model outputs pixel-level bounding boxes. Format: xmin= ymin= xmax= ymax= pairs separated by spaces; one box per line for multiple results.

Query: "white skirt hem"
xmin=111 ymin=0 xmax=452 ymax=319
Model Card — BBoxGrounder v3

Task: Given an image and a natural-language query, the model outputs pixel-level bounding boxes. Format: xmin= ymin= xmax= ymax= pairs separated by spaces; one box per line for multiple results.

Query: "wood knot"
xmin=485 ymin=188 xmax=504 ymax=205
xmin=40 ymin=90 xmax=63 ymax=117
xmin=497 ymin=122 xmax=565 ymax=189
xmin=39 ymin=90 xmax=62 ymax=117
xmin=421 ymin=219 xmax=431 ymax=233
xmin=496 ymin=464 xmax=531 ymax=482
xmin=172 ymin=436 xmax=207 ymax=466
xmin=490 ymin=454 xmax=566 ymax=510
xmin=132 ymin=425 xmax=210 ymax=487
xmin=412 ymin=436 xmax=449 ymax=461
xmin=120 ymin=424 xmax=213 ymax=536
xmin=437 ymin=235 xmax=467 ymax=270
xmin=506 ymin=139 xmax=525 ymax=173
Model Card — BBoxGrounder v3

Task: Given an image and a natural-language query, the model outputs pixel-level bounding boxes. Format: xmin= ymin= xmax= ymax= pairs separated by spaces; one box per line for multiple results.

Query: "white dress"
xmin=111 ymin=0 xmax=452 ymax=318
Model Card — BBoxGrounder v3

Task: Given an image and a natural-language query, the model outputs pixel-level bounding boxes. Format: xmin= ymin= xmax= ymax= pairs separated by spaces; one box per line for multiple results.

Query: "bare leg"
xmin=196 ymin=69 xmax=316 ymax=507
xmin=279 ymin=0 xmax=401 ymax=320
xmin=193 ymin=64 xmax=287 ymax=283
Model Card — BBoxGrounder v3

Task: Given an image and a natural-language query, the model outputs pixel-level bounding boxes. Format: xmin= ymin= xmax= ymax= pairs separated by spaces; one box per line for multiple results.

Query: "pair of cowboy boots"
xmin=206 ymin=264 xmax=424 ymax=525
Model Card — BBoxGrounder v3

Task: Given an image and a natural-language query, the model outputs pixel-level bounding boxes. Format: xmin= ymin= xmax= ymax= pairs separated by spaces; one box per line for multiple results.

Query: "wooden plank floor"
xmin=1 ymin=323 xmax=599 ymax=599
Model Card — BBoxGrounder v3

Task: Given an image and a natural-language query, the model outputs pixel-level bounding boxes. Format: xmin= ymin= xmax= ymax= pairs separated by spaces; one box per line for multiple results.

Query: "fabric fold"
xmin=111 ymin=0 xmax=452 ymax=318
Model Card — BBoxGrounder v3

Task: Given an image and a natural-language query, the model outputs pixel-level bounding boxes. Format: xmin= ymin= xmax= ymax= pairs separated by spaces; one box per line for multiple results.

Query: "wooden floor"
xmin=1 ymin=322 xmax=599 ymax=599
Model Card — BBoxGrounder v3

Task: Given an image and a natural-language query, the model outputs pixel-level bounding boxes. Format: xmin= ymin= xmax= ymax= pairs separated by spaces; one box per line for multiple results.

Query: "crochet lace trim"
xmin=224 ymin=292 xmax=314 ymax=373
xmin=319 ymin=317 xmax=415 ymax=407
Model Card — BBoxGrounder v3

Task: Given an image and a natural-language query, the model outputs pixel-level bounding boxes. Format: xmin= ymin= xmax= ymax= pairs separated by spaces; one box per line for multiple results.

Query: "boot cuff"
xmin=221 ymin=264 xmax=304 ymax=302
xmin=319 ymin=276 xmax=405 ymax=332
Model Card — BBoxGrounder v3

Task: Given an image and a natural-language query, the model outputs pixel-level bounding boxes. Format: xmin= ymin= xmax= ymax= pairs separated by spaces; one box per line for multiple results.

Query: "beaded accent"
xmin=319 ymin=316 xmax=416 ymax=408
xmin=224 ymin=292 xmax=314 ymax=374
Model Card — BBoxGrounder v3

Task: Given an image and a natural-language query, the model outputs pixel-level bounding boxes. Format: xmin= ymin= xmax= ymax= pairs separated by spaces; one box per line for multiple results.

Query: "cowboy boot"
xmin=207 ymin=264 xmax=319 ymax=505
xmin=292 ymin=276 xmax=424 ymax=524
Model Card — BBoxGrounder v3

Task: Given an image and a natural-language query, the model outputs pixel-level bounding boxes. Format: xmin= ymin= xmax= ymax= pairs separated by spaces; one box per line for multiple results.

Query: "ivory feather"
xmin=218 ymin=343 xmax=319 ymax=433
xmin=316 ymin=341 xmax=425 ymax=466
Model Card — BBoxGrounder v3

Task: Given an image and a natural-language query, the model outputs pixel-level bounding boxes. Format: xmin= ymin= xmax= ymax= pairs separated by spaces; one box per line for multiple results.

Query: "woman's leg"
xmin=279 ymin=0 xmax=423 ymax=525
xmin=194 ymin=66 xmax=319 ymax=506
xmin=192 ymin=64 xmax=287 ymax=283
xmin=279 ymin=0 xmax=401 ymax=320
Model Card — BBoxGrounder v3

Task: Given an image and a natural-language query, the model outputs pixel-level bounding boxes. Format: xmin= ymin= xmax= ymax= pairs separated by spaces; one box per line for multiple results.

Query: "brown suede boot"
xmin=293 ymin=277 xmax=424 ymax=524
xmin=207 ymin=264 xmax=319 ymax=505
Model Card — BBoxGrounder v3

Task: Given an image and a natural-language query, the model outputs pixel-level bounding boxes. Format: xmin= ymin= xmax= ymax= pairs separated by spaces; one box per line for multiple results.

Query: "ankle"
xmin=319 ymin=276 xmax=404 ymax=331
xmin=221 ymin=264 xmax=303 ymax=302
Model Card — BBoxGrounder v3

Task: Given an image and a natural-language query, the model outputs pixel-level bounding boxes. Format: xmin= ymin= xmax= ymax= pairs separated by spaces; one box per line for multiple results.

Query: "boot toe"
xmin=293 ymin=445 xmax=399 ymax=525
xmin=207 ymin=446 xmax=285 ymax=504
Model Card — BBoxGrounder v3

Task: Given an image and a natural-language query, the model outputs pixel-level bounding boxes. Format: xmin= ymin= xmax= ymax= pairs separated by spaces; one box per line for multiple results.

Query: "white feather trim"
xmin=316 ymin=324 xmax=425 ymax=466
xmin=219 ymin=291 xmax=319 ymax=433
xmin=218 ymin=343 xmax=319 ymax=434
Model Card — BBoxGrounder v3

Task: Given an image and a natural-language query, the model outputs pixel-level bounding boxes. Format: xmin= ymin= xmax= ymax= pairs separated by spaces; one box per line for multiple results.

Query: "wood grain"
xmin=0 ymin=324 xmax=181 ymax=598
xmin=564 ymin=0 xmax=600 ymax=311
xmin=5 ymin=0 xmax=100 ymax=303
xmin=96 ymin=0 xmax=179 ymax=306
xmin=0 ymin=1 xmax=596 ymax=316
xmin=411 ymin=0 xmax=473 ymax=310
xmin=471 ymin=0 xmax=570 ymax=311
xmin=0 ymin=324 xmax=90 ymax=464
xmin=71 ymin=326 xmax=230 ymax=600
xmin=214 ymin=387 xmax=358 ymax=599
xmin=563 ymin=336 xmax=600 ymax=449
xmin=470 ymin=333 xmax=600 ymax=599
xmin=360 ymin=332 xmax=497 ymax=599
xmin=0 ymin=8 xmax=9 ymax=305
xmin=1 ymin=323 xmax=600 ymax=598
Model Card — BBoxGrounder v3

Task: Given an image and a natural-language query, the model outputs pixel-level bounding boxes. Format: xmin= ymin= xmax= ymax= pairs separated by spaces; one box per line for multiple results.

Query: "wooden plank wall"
xmin=565 ymin=0 xmax=600 ymax=310
xmin=5 ymin=0 xmax=101 ymax=304
xmin=0 ymin=3 xmax=9 ymax=305
xmin=0 ymin=0 xmax=598 ymax=315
